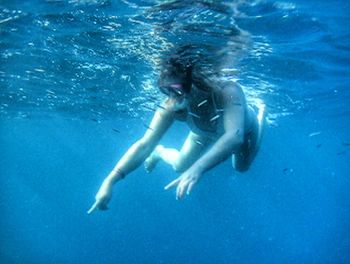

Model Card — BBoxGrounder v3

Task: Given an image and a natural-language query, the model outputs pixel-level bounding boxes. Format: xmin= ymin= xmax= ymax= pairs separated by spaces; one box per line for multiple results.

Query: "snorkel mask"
xmin=160 ymin=82 xmax=186 ymax=97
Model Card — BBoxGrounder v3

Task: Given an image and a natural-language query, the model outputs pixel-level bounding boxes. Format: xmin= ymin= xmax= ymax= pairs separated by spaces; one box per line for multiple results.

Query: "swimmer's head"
xmin=158 ymin=55 xmax=193 ymax=97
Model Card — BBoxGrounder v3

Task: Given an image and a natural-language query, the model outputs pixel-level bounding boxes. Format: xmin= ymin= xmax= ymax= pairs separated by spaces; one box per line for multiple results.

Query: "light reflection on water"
xmin=0 ymin=0 xmax=348 ymax=122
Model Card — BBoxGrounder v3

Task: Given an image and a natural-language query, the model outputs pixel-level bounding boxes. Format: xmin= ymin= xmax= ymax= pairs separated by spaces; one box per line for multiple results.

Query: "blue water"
xmin=1 ymin=0 xmax=350 ymax=263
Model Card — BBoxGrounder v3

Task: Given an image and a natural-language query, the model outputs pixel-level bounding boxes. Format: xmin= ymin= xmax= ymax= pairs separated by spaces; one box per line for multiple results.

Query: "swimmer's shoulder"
xmin=163 ymin=97 xmax=187 ymax=121
xmin=162 ymin=97 xmax=179 ymax=110
xmin=157 ymin=97 xmax=184 ymax=115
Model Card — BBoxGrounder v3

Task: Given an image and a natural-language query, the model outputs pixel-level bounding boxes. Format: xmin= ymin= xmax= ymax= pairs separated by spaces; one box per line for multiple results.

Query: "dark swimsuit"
xmin=174 ymin=85 xmax=224 ymax=139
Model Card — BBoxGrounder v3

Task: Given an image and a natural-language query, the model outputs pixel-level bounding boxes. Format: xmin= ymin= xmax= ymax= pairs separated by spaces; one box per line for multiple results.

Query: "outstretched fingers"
xmin=165 ymin=175 xmax=198 ymax=199
xmin=87 ymin=200 xmax=109 ymax=214
xmin=164 ymin=177 xmax=181 ymax=190
xmin=186 ymin=181 xmax=195 ymax=195
xmin=176 ymin=180 xmax=188 ymax=199
xmin=177 ymin=179 xmax=196 ymax=199
xmin=87 ymin=201 xmax=99 ymax=214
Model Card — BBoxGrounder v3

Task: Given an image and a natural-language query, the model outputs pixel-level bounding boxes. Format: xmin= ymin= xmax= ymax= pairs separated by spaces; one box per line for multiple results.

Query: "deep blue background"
xmin=1 ymin=112 xmax=349 ymax=264
xmin=1 ymin=0 xmax=350 ymax=263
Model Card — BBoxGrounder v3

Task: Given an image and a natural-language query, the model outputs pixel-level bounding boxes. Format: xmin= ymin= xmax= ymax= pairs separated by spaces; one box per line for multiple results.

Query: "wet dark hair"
xmin=158 ymin=49 xmax=194 ymax=96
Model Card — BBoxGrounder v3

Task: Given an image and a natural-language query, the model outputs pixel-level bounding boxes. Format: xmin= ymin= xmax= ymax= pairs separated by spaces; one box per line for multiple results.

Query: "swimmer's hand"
xmin=87 ymin=179 xmax=113 ymax=214
xmin=164 ymin=167 xmax=201 ymax=199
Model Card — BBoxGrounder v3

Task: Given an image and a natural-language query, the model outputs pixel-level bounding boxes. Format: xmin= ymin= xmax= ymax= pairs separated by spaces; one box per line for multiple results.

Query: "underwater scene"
xmin=1 ymin=0 xmax=350 ymax=263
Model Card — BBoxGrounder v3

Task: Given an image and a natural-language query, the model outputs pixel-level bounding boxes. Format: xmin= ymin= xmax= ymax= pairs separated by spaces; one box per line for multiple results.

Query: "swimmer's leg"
xmin=233 ymin=104 xmax=266 ymax=172
xmin=145 ymin=132 xmax=211 ymax=173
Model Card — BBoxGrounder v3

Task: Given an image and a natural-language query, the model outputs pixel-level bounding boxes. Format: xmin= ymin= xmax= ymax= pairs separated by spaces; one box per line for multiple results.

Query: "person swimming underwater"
xmin=87 ymin=51 xmax=265 ymax=214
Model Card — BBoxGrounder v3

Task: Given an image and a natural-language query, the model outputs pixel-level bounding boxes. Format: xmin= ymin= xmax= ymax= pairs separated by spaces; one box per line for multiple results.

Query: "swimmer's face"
xmin=158 ymin=57 xmax=192 ymax=111
xmin=160 ymin=82 xmax=189 ymax=110
xmin=160 ymin=82 xmax=186 ymax=97
xmin=158 ymin=61 xmax=192 ymax=97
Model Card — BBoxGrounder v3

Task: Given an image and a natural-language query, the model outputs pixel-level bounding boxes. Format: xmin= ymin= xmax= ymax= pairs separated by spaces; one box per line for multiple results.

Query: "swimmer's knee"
xmin=172 ymin=159 xmax=189 ymax=173
xmin=172 ymin=163 xmax=186 ymax=173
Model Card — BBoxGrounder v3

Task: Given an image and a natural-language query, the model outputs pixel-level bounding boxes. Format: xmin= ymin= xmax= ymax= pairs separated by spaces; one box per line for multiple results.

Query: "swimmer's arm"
xmin=88 ymin=98 xmax=177 ymax=213
xmin=106 ymin=99 xmax=176 ymax=184
xmin=192 ymin=86 xmax=245 ymax=174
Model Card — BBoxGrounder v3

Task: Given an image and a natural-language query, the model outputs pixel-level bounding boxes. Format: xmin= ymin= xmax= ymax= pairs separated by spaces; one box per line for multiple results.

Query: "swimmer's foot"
xmin=144 ymin=145 xmax=164 ymax=173
xmin=248 ymin=103 xmax=266 ymax=162
xmin=256 ymin=103 xmax=266 ymax=148
xmin=233 ymin=104 xmax=266 ymax=172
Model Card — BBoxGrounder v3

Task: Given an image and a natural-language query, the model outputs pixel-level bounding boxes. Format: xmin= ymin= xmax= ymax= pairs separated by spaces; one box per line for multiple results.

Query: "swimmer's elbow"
xmin=137 ymin=137 xmax=157 ymax=155
xmin=137 ymin=138 xmax=150 ymax=151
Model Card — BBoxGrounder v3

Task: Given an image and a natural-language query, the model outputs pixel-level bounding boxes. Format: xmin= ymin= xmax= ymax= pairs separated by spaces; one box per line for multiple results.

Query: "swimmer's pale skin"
xmin=88 ymin=82 xmax=260 ymax=214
